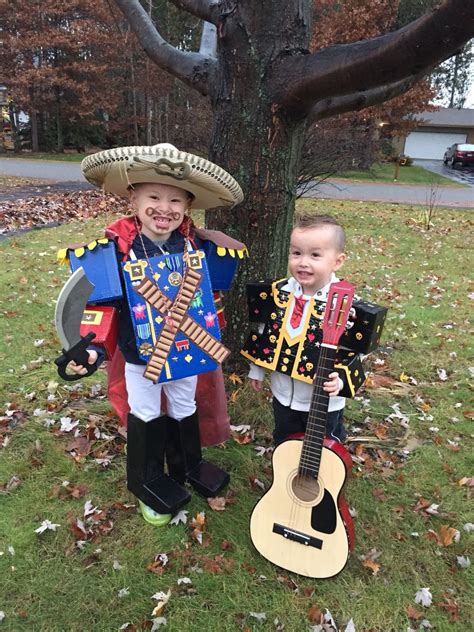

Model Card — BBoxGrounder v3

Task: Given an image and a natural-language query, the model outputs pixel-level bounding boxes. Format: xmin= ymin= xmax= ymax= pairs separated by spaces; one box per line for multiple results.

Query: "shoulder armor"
xmin=57 ymin=239 xmax=123 ymax=303
xmin=201 ymin=239 xmax=248 ymax=291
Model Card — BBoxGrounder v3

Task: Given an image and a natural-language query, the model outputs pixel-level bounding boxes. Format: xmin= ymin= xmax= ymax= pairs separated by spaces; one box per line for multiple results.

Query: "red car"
xmin=443 ymin=143 xmax=474 ymax=168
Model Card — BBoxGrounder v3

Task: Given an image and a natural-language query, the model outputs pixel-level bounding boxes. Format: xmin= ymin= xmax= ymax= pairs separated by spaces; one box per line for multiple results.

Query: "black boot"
xmin=165 ymin=411 xmax=230 ymax=497
xmin=127 ymin=413 xmax=190 ymax=515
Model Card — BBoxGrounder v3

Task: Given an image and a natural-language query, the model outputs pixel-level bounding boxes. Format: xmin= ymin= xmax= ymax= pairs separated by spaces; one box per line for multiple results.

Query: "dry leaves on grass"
xmin=426 ymin=525 xmax=460 ymax=547
xmin=68 ymin=500 xmax=114 ymax=545
xmin=437 ymin=594 xmax=460 ymax=621
xmin=146 ymin=553 xmax=169 ymax=576
xmin=0 ymin=190 xmax=128 ymax=234
xmin=207 ymin=489 xmax=237 ymax=511
xmin=49 ymin=481 xmax=89 ymax=500
xmin=359 ymin=548 xmax=382 ymax=575
xmin=189 ymin=511 xmax=207 ymax=545
xmin=230 ymin=424 xmax=254 ymax=444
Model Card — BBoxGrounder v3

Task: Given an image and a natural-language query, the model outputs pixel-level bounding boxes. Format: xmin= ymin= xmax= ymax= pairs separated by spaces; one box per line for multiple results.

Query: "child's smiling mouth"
xmin=153 ymin=216 xmax=171 ymax=228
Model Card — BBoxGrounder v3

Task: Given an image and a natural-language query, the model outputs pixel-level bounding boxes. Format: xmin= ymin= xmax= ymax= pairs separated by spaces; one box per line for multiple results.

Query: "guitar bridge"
xmin=273 ymin=523 xmax=323 ymax=549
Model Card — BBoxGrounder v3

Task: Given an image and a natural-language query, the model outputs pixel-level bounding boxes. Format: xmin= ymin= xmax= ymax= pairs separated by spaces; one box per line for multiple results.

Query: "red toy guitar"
xmin=250 ymin=280 xmax=355 ymax=578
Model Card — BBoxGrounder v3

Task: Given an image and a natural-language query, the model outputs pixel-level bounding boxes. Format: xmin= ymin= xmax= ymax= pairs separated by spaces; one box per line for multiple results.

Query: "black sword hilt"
xmin=55 ymin=332 xmax=98 ymax=381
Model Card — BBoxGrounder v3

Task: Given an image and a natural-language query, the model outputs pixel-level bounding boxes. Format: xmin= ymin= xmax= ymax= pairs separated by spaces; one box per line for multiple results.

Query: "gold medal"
xmin=168 ymin=271 xmax=183 ymax=286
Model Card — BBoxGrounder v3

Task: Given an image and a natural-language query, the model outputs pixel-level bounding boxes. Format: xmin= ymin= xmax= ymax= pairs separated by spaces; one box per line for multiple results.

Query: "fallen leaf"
xmin=65 ymin=437 xmax=92 ymax=457
xmin=35 ymin=519 xmax=60 ymax=534
xmin=307 ymin=605 xmax=323 ymax=623
xmin=151 ymin=589 xmax=171 ymax=617
xmin=228 ymin=373 xmax=243 ymax=385
xmin=406 ymin=605 xmax=423 ymax=620
xmin=415 ymin=587 xmax=432 ymax=607
xmin=249 ymin=476 xmax=265 ymax=491
xmin=249 ymin=612 xmax=266 ymax=623
xmin=372 ymin=488 xmax=387 ymax=502
xmin=361 ymin=558 xmax=381 ymax=575
xmin=170 ymin=510 xmax=188 ymax=525
xmin=207 ymin=496 xmax=226 ymax=511
xmin=437 ymin=594 xmax=460 ymax=621
xmin=456 ymin=555 xmax=470 ymax=568
xmin=457 ymin=476 xmax=474 ymax=487
xmin=201 ymin=553 xmax=235 ymax=573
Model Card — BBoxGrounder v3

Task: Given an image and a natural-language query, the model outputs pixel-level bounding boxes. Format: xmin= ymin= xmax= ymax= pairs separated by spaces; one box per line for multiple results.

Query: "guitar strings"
xmin=288 ymin=344 xmax=334 ymax=529
xmin=287 ymin=287 xmax=352 ymax=532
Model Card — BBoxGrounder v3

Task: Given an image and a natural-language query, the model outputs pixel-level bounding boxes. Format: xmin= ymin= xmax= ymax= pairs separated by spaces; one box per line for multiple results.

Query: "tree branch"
xmin=308 ymin=74 xmax=425 ymax=122
xmin=168 ymin=0 xmax=220 ymax=25
xmin=199 ymin=21 xmax=217 ymax=57
xmin=272 ymin=0 xmax=474 ymax=117
xmin=114 ymin=0 xmax=216 ymax=96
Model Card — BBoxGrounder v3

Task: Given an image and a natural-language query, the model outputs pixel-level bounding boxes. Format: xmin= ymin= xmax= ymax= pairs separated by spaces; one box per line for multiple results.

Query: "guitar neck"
xmin=299 ymin=344 xmax=338 ymax=479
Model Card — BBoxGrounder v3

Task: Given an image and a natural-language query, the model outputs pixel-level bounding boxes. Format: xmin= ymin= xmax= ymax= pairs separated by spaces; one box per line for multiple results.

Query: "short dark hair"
xmin=293 ymin=214 xmax=346 ymax=252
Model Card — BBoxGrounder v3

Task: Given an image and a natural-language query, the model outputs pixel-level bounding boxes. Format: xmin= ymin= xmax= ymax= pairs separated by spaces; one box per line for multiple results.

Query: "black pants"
xmin=272 ymin=397 xmax=347 ymax=446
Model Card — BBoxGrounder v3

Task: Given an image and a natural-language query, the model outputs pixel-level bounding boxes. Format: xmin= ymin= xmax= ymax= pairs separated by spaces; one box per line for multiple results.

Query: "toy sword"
xmin=54 ymin=267 xmax=99 ymax=381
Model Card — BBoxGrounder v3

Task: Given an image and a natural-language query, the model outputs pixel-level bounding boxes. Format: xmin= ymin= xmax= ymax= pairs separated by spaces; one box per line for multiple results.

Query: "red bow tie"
xmin=290 ymin=295 xmax=308 ymax=328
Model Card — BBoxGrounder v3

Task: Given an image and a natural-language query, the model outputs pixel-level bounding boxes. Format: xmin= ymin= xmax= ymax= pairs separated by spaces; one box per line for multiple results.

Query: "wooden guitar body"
xmin=250 ymin=437 xmax=351 ymax=578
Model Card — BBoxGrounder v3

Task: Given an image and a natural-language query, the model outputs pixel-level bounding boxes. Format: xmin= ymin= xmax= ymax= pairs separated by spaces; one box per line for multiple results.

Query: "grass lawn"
xmin=330 ymin=163 xmax=465 ymax=188
xmin=0 ymin=200 xmax=473 ymax=631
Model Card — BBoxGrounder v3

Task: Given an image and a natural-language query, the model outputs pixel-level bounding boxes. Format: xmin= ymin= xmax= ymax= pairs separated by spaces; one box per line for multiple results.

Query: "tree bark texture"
xmin=205 ymin=1 xmax=311 ymax=355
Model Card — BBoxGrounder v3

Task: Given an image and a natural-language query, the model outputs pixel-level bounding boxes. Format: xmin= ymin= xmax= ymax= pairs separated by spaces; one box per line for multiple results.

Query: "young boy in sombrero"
xmin=59 ymin=143 xmax=245 ymax=526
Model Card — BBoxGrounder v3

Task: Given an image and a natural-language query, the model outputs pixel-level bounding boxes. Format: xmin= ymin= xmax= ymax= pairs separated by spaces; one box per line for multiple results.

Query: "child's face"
xmin=288 ymin=225 xmax=346 ymax=295
xmin=130 ymin=182 xmax=190 ymax=242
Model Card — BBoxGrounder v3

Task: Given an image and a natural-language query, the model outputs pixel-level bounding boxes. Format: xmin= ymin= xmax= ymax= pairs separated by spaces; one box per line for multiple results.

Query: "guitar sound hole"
xmin=291 ymin=473 xmax=320 ymax=502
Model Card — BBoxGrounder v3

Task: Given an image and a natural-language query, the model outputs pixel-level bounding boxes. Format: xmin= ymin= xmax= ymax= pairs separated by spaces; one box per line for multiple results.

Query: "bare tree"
xmin=113 ymin=0 xmax=474 ymax=353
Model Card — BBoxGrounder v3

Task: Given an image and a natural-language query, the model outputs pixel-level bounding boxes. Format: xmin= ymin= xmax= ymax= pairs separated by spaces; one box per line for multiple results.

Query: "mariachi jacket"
xmin=242 ymin=275 xmax=387 ymax=412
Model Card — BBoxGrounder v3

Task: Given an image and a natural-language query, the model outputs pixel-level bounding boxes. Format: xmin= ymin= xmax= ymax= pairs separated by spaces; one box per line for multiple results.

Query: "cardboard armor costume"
xmin=58 ymin=219 xmax=248 ymax=443
xmin=241 ymin=278 xmax=387 ymax=397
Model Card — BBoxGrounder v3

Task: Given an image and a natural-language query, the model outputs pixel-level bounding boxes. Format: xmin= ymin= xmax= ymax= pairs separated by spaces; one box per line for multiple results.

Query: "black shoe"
xmin=127 ymin=413 xmax=190 ymax=515
xmin=165 ymin=412 xmax=230 ymax=497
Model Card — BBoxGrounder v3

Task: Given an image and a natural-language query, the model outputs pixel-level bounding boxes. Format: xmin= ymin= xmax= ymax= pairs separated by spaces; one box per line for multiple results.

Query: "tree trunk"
xmin=55 ymin=96 xmax=64 ymax=153
xmin=130 ymin=50 xmax=139 ymax=145
xmin=30 ymin=109 xmax=39 ymax=152
xmin=449 ymin=53 xmax=460 ymax=108
xmin=205 ymin=1 xmax=311 ymax=360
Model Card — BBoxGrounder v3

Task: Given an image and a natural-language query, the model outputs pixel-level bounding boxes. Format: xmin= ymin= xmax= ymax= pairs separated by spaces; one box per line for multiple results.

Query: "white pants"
xmin=125 ymin=363 xmax=197 ymax=421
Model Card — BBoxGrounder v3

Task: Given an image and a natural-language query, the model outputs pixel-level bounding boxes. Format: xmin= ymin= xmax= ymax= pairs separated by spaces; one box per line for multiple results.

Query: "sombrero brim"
xmin=81 ymin=145 xmax=243 ymax=209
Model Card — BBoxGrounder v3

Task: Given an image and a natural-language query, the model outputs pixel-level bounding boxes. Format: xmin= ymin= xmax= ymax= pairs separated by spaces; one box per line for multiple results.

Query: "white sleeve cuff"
xmin=248 ymin=363 xmax=266 ymax=381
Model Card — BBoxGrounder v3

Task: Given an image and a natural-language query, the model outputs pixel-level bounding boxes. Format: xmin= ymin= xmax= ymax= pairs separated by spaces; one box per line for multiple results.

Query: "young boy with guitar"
xmin=242 ymin=214 xmax=387 ymax=577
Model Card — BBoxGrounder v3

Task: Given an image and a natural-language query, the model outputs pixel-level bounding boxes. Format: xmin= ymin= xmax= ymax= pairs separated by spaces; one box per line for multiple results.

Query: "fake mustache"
xmin=144 ymin=207 xmax=182 ymax=221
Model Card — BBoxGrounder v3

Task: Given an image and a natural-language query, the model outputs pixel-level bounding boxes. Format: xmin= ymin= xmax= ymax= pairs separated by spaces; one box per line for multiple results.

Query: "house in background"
xmin=394 ymin=108 xmax=474 ymax=160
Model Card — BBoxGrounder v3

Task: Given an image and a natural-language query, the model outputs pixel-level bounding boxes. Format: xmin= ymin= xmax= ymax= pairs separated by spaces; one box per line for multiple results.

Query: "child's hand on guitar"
xmin=250 ymin=378 xmax=264 ymax=392
xmin=323 ymin=372 xmax=342 ymax=396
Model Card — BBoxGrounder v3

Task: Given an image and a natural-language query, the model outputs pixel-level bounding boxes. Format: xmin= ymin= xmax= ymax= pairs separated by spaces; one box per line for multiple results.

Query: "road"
xmin=1 ymin=156 xmax=473 ymax=208
xmin=0 ymin=157 xmax=84 ymax=181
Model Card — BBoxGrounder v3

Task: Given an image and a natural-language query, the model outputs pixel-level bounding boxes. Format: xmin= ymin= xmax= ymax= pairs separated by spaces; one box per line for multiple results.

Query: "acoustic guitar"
xmin=250 ymin=280 xmax=355 ymax=578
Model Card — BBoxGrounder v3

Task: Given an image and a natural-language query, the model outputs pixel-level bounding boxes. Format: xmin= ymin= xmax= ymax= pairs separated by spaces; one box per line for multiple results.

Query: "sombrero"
xmin=81 ymin=143 xmax=243 ymax=209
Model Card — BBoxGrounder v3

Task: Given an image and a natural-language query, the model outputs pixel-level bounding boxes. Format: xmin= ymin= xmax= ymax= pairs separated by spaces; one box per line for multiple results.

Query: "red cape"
xmin=104 ymin=216 xmax=231 ymax=447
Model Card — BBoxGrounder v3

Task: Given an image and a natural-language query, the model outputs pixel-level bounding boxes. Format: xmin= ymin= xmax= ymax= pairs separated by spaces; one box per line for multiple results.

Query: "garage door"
xmin=404 ymin=131 xmax=467 ymax=160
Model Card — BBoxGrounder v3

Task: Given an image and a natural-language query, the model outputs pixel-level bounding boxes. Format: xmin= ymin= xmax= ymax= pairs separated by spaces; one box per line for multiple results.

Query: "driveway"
xmin=414 ymin=159 xmax=474 ymax=187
